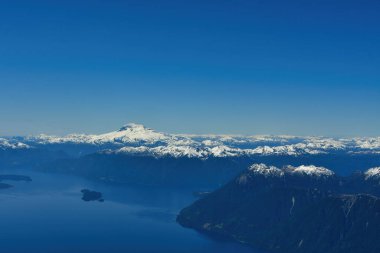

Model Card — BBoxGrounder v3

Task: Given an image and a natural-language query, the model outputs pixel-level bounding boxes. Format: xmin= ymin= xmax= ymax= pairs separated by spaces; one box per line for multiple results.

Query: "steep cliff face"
xmin=177 ymin=164 xmax=380 ymax=253
xmin=265 ymin=194 xmax=380 ymax=253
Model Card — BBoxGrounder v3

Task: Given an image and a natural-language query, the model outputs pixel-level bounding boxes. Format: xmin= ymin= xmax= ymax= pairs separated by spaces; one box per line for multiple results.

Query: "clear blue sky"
xmin=0 ymin=0 xmax=379 ymax=136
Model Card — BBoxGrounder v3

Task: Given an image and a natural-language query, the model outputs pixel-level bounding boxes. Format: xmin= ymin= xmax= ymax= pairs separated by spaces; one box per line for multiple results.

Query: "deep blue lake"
xmin=0 ymin=169 xmax=259 ymax=253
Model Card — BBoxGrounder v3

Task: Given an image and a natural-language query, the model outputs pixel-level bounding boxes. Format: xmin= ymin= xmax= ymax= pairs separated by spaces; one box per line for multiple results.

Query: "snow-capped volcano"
xmin=95 ymin=123 xmax=169 ymax=144
xmin=27 ymin=123 xmax=172 ymax=146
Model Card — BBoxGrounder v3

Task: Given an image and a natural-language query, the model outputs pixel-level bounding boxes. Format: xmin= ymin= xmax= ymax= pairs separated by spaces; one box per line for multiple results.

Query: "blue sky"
xmin=0 ymin=0 xmax=379 ymax=136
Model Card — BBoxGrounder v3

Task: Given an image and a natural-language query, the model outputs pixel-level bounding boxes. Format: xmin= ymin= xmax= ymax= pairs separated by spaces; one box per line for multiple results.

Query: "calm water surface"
xmin=0 ymin=169 xmax=260 ymax=253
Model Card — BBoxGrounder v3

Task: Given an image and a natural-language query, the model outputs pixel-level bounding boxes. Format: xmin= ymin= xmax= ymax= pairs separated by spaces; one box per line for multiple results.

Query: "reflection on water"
xmin=0 ymin=169 xmax=258 ymax=253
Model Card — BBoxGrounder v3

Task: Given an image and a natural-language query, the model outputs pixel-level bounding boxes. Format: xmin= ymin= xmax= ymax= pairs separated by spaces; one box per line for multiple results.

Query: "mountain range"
xmin=3 ymin=123 xmax=380 ymax=157
xmin=1 ymin=123 xmax=380 ymax=187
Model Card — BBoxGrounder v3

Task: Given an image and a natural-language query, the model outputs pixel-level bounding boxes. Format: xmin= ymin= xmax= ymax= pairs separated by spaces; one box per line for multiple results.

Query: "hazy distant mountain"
xmin=177 ymin=164 xmax=380 ymax=253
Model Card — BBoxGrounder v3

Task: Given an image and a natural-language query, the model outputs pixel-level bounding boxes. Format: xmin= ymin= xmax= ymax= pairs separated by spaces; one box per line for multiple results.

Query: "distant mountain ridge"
xmin=177 ymin=164 xmax=380 ymax=253
xmin=2 ymin=123 xmax=380 ymax=158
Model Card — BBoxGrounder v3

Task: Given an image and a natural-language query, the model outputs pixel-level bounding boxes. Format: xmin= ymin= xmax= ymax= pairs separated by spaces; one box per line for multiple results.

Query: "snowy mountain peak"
xmin=96 ymin=123 xmax=168 ymax=144
xmin=248 ymin=164 xmax=284 ymax=177
xmin=238 ymin=163 xmax=335 ymax=185
xmin=238 ymin=163 xmax=284 ymax=185
xmin=0 ymin=138 xmax=30 ymax=149
xmin=364 ymin=167 xmax=380 ymax=180
xmin=25 ymin=123 xmax=170 ymax=145
xmin=285 ymin=165 xmax=335 ymax=177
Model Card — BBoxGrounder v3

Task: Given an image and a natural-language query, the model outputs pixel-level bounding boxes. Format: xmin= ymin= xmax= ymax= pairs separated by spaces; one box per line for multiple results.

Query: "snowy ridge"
xmin=238 ymin=163 xmax=284 ymax=185
xmin=285 ymin=165 xmax=335 ymax=177
xmin=245 ymin=144 xmax=327 ymax=156
xmin=116 ymin=145 xmax=207 ymax=158
xmin=0 ymin=138 xmax=29 ymax=149
xmin=111 ymin=143 xmax=332 ymax=158
xmin=29 ymin=133 xmax=98 ymax=145
xmin=364 ymin=167 xmax=380 ymax=180
xmin=248 ymin=164 xmax=284 ymax=177
xmin=180 ymin=134 xmax=298 ymax=146
xmin=238 ymin=163 xmax=335 ymax=185
xmin=116 ymin=145 xmax=244 ymax=158
xmin=246 ymin=164 xmax=334 ymax=178
xmin=353 ymin=137 xmax=380 ymax=150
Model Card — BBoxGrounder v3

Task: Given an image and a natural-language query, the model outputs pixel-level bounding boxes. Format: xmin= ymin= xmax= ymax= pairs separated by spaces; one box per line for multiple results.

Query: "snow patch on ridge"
xmin=117 ymin=145 xmax=245 ymax=158
xmin=286 ymin=165 xmax=335 ymax=177
xmin=364 ymin=167 xmax=380 ymax=180
xmin=248 ymin=164 xmax=284 ymax=177
xmin=238 ymin=163 xmax=335 ymax=185
xmin=0 ymin=138 xmax=29 ymax=149
xmin=247 ymin=164 xmax=334 ymax=177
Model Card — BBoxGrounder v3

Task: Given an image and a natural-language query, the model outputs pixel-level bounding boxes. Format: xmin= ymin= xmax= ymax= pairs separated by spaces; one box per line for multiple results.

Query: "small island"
xmin=81 ymin=189 xmax=104 ymax=202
